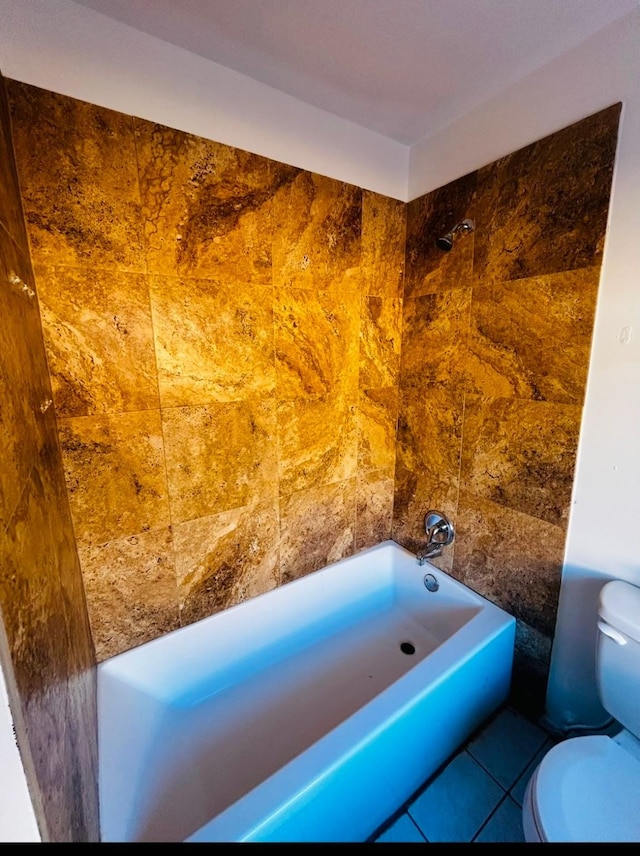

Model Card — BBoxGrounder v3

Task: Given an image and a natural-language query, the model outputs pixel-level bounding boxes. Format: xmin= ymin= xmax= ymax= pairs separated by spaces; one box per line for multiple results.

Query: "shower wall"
xmin=5 ymin=77 xmax=621 ymax=718
xmin=0 ymin=74 xmax=99 ymax=840
xmin=393 ymin=104 xmax=621 ymax=714
xmin=7 ymin=80 xmax=405 ymax=661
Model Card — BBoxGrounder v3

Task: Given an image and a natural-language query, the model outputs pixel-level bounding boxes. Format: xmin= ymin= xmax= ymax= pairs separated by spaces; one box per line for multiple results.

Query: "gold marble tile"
xmin=8 ymin=81 xmax=145 ymax=271
xmin=1 ymin=74 xmax=100 ymax=843
xmin=0 ymin=75 xmax=29 ymax=248
xmin=272 ymin=170 xmax=361 ymax=291
xmin=399 ymin=288 xmax=471 ymax=395
xmin=460 ymin=396 xmax=581 ymax=528
xmin=1 ymin=457 xmax=73 ymax=705
xmin=78 ymin=526 xmax=180 ymax=661
xmin=452 ymin=490 xmax=565 ymax=638
xmin=359 ymin=296 xmax=402 ymax=389
xmin=356 ymin=470 xmax=394 ymax=552
xmin=405 ymin=171 xmax=476 ymax=298
xmin=274 ymin=284 xmax=360 ymax=400
xmin=0 ymin=227 xmax=53 ymax=529
xmin=466 ymin=268 xmax=600 ymax=404
xmin=392 ymin=386 xmax=462 ymax=565
xmin=175 ymin=502 xmax=279 ymax=626
xmin=38 ymin=426 xmax=96 ymax=679
xmin=474 ymin=104 xmax=621 ymax=282
xmin=361 ymin=190 xmax=405 ymax=299
xmin=58 ymin=410 xmax=170 ymax=546
xmin=280 ymin=479 xmax=356 ymax=583
xmin=37 ymin=435 xmax=99 ymax=841
xmin=0 ymin=450 xmax=100 ymax=841
xmin=135 ymin=118 xmax=286 ymax=281
xmin=357 ymin=387 xmax=398 ymax=476
xmin=35 ymin=265 xmax=159 ymax=417
xmin=162 ymin=399 xmax=278 ymax=524
xmin=149 ymin=274 xmax=275 ymax=407
xmin=276 ymin=394 xmax=358 ymax=496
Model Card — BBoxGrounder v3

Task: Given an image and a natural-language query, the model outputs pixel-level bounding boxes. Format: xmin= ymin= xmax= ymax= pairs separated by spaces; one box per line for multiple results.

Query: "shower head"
xmin=436 ymin=218 xmax=474 ymax=252
xmin=436 ymin=232 xmax=454 ymax=252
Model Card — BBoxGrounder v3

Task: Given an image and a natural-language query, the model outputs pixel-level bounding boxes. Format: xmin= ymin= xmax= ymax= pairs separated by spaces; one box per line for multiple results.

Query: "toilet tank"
xmin=596 ymin=579 xmax=640 ymax=737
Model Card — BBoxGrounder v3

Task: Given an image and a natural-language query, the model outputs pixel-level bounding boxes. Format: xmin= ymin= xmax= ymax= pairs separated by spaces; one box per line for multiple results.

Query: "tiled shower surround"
xmin=0 ymin=72 xmax=619 ymax=840
xmin=7 ymin=80 xmax=405 ymax=662
xmin=395 ymin=107 xmax=620 ymax=711
xmin=0 ymin=73 xmax=99 ymax=841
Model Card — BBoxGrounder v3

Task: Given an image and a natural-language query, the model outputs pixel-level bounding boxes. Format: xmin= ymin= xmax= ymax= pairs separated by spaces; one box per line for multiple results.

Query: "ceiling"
xmin=72 ymin=0 xmax=639 ymax=145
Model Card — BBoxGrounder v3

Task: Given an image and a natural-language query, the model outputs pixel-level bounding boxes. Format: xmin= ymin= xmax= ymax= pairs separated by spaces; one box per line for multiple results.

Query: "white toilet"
xmin=522 ymin=578 xmax=640 ymax=843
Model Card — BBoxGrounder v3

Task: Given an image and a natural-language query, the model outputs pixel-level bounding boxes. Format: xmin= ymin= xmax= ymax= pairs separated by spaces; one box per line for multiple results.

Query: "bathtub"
xmin=98 ymin=539 xmax=515 ymax=843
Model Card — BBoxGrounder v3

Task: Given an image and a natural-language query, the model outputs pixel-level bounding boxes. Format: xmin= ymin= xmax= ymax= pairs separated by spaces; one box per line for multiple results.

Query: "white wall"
xmin=410 ymin=9 xmax=640 ymax=731
xmin=0 ymin=0 xmax=637 ymax=740
xmin=0 ymin=661 xmax=40 ymax=842
xmin=0 ymin=0 xmax=409 ymax=200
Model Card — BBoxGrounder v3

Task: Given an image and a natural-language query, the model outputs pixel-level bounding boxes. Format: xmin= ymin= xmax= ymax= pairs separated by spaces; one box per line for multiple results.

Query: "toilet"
xmin=522 ymin=578 xmax=640 ymax=842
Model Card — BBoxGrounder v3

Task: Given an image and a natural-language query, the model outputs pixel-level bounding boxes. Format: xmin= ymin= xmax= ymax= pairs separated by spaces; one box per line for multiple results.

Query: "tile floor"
xmin=369 ymin=705 xmax=557 ymax=843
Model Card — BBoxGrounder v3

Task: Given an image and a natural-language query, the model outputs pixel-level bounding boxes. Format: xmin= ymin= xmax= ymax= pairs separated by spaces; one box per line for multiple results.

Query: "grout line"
xmin=131 ymin=117 xmax=180 ymax=628
xmin=270 ymin=165 xmax=284 ymax=591
xmin=471 ymin=791 xmax=510 ymax=843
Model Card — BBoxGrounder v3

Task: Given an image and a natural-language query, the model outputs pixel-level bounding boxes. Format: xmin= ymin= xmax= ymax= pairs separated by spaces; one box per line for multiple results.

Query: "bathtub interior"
xmin=98 ymin=540 xmax=515 ymax=842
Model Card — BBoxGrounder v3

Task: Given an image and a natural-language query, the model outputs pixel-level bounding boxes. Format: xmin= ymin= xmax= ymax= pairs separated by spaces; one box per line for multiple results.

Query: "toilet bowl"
xmin=522 ymin=733 xmax=640 ymax=842
xmin=522 ymin=579 xmax=640 ymax=843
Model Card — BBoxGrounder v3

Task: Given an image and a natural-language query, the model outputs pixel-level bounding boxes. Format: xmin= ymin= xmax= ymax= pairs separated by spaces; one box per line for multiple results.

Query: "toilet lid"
xmin=533 ymin=735 xmax=640 ymax=842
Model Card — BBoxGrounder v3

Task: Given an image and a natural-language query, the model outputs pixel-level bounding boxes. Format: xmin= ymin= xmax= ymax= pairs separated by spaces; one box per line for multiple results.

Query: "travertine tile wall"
xmin=393 ymin=104 xmax=621 ymax=714
xmin=5 ymin=77 xmax=620 ymax=719
xmin=8 ymin=81 xmax=405 ymax=660
xmin=0 ymin=73 xmax=99 ymax=841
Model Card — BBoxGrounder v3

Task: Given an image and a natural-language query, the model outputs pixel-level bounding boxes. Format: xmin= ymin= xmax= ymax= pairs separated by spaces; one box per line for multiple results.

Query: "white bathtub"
xmin=98 ymin=540 xmax=515 ymax=843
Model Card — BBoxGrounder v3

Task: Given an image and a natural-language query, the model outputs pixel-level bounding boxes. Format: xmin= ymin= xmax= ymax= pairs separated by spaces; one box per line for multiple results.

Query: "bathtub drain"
xmin=400 ymin=641 xmax=415 ymax=655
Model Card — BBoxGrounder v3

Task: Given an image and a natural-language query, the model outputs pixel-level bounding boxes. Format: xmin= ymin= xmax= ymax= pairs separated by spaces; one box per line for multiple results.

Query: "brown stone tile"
xmin=0 ymin=227 xmax=52 ymax=529
xmin=272 ymin=170 xmax=361 ymax=291
xmin=0 ymin=449 xmax=99 ymax=841
xmin=460 ymin=397 xmax=582 ymax=527
xmin=58 ymin=410 xmax=170 ymax=546
xmin=274 ymin=284 xmax=360 ymax=400
xmin=149 ymin=274 xmax=275 ymax=407
xmin=399 ymin=288 xmax=471 ymax=395
xmin=474 ymin=104 xmax=621 ymax=282
xmin=466 ymin=268 xmax=600 ymax=404
xmin=391 ymin=386 xmax=462 ymax=567
xmin=405 ymin=171 xmax=476 ymax=298
xmin=61 ymin=668 xmax=100 ymax=841
xmin=511 ymin=618 xmax=553 ymax=718
xmin=357 ymin=387 xmax=398 ymax=475
xmin=452 ymin=490 xmax=564 ymax=637
xmin=361 ymin=190 xmax=405 ymax=298
xmin=35 ymin=265 xmax=159 ymax=417
xmin=38 ymin=427 xmax=96 ymax=680
xmin=2 ymin=76 xmax=100 ymax=842
xmin=359 ymin=296 xmax=402 ymax=389
xmin=0 ymin=464 xmax=68 ymax=719
xmin=8 ymin=81 xmax=145 ymax=271
xmin=356 ymin=470 xmax=394 ymax=551
xmin=1 ymin=456 xmax=75 ymax=706
xmin=0 ymin=220 xmax=36 ymax=303
xmin=0 ymin=75 xmax=29 ymax=248
xmin=277 ymin=394 xmax=357 ymax=496
xmin=135 ymin=118 xmax=288 ymax=281
xmin=162 ymin=399 xmax=278 ymax=524
xmin=280 ymin=479 xmax=356 ymax=583
xmin=78 ymin=526 xmax=180 ymax=661
xmin=175 ymin=502 xmax=279 ymax=626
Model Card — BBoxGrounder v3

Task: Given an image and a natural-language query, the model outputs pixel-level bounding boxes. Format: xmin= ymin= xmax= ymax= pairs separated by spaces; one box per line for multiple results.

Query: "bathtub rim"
xmin=97 ymin=538 xmax=516 ymax=842
xmin=185 ymin=587 xmax=514 ymax=842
